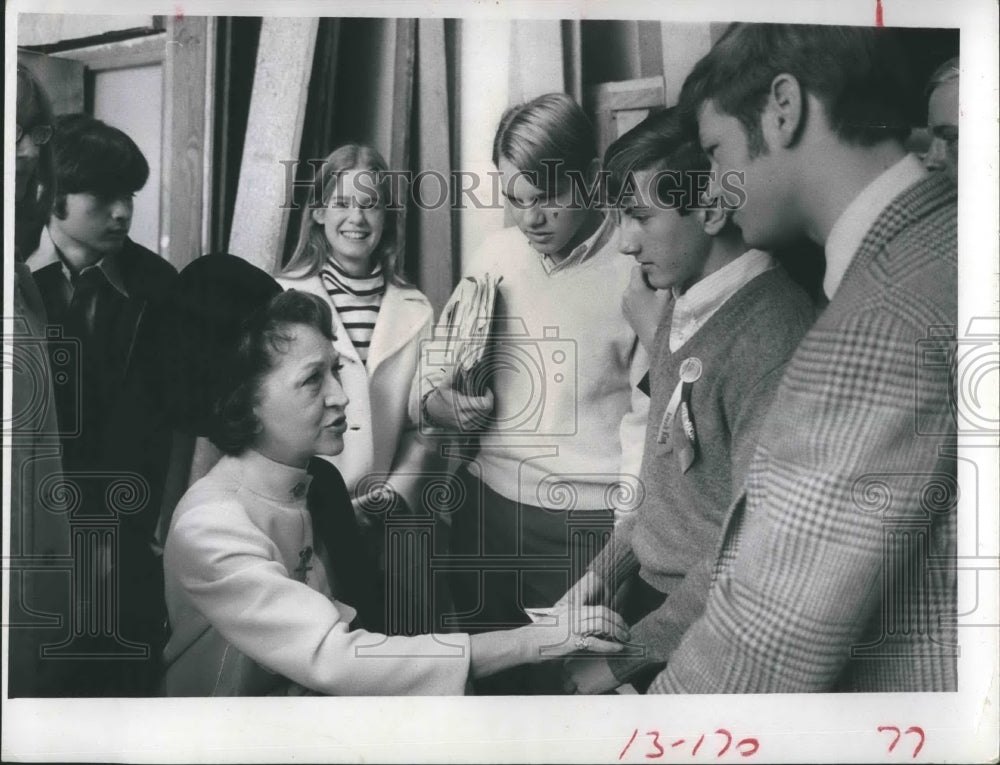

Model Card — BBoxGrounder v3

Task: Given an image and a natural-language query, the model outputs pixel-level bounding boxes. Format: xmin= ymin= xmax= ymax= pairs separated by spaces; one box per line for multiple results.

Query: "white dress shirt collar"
xmin=26 ymin=226 xmax=130 ymax=298
xmin=669 ymin=248 xmax=776 ymax=353
xmin=540 ymin=213 xmax=614 ymax=275
xmin=823 ymin=153 xmax=927 ymax=300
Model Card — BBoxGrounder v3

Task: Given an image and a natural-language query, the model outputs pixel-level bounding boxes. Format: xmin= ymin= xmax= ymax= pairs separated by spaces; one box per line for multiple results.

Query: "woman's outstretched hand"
xmin=468 ymin=600 xmax=630 ymax=679
xmin=520 ymin=600 xmax=630 ymax=662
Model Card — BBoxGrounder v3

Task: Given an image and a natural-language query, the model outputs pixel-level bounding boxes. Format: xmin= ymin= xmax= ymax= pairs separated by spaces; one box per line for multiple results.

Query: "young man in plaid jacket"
xmin=647 ymin=23 xmax=957 ymax=693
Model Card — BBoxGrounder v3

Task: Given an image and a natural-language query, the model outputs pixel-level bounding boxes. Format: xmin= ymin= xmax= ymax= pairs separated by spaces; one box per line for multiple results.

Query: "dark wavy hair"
xmin=603 ymin=107 xmax=711 ymax=217
xmin=209 ymin=289 xmax=336 ymax=455
xmin=52 ymin=113 xmax=149 ymax=217
xmin=679 ymin=23 xmax=914 ymax=157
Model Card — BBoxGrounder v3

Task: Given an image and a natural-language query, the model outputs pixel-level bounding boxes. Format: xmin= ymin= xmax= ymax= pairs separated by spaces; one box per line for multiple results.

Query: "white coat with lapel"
xmin=276 ymin=272 xmax=438 ymax=516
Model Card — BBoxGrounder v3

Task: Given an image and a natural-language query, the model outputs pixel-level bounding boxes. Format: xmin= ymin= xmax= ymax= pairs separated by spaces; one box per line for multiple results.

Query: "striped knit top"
xmin=319 ymin=258 xmax=386 ymax=365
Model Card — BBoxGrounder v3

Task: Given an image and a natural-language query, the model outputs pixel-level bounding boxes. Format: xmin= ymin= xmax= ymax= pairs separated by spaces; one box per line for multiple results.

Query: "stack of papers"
xmin=435 ymin=272 xmax=503 ymax=395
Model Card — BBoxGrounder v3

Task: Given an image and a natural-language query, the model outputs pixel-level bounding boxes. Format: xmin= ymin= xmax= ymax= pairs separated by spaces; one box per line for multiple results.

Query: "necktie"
xmin=66 ymin=267 xmax=104 ymax=346
xmin=60 ymin=268 xmax=110 ymax=467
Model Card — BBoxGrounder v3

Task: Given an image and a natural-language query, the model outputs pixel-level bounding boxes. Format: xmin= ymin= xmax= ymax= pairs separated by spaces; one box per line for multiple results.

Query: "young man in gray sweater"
xmin=560 ymin=107 xmax=816 ymax=693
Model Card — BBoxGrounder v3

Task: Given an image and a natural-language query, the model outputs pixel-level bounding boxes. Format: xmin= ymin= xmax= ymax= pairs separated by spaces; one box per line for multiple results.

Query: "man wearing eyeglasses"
xmin=14 ymin=67 xmax=55 ymax=259
xmin=15 ymin=122 xmax=54 ymax=142
xmin=16 ymin=122 xmax=54 ymax=143
xmin=14 ymin=122 xmax=54 ymax=206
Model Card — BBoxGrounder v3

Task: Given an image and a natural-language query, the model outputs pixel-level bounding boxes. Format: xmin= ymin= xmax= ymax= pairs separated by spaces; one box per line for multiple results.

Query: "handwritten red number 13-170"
xmin=619 ymin=729 xmax=759 ymax=759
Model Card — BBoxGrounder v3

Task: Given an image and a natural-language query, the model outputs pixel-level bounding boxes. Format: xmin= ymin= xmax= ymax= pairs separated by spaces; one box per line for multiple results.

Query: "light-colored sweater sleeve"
xmin=168 ymin=499 xmax=470 ymax=695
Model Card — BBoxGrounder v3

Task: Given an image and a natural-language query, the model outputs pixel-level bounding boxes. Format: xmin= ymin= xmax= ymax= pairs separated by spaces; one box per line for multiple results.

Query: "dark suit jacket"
xmin=28 ymin=232 xmax=178 ymax=695
xmin=8 ymin=261 xmax=71 ymax=697
xmin=651 ymin=171 xmax=958 ymax=693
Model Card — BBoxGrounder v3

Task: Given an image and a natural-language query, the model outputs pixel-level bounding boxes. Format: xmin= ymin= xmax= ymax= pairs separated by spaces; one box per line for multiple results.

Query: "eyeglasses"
xmin=16 ymin=124 xmax=54 ymax=146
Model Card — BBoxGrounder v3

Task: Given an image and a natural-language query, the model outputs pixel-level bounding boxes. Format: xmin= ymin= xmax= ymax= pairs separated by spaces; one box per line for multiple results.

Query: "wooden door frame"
xmin=585 ymin=75 xmax=666 ymax=158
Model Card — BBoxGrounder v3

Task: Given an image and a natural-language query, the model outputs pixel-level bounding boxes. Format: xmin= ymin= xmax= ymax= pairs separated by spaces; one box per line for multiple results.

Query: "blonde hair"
xmin=281 ymin=143 xmax=408 ymax=285
xmin=492 ymin=92 xmax=596 ymax=192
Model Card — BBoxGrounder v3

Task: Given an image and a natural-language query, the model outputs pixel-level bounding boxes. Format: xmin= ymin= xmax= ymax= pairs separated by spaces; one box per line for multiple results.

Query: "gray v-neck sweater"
xmin=593 ymin=265 xmax=816 ymax=681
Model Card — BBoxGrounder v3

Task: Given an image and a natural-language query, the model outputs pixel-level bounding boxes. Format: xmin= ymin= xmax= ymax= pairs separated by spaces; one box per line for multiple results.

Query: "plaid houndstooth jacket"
xmin=649 ymin=171 xmax=958 ymax=693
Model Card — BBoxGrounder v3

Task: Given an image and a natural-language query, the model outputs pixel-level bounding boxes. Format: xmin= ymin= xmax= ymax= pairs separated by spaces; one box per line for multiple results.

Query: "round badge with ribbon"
xmin=679 ymin=357 xmax=703 ymax=384
xmin=676 ymin=357 xmax=702 ymax=473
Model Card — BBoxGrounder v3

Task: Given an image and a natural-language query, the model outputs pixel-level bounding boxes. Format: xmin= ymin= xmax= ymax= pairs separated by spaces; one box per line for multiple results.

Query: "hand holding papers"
xmin=421 ymin=274 xmax=502 ymax=431
xmin=436 ymin=273 xmax=503 ymax=396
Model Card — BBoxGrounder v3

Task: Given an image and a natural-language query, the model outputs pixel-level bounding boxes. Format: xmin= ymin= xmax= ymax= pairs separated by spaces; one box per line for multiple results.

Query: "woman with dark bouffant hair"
xmin=160 ymin=254 xmax=629 ymax=696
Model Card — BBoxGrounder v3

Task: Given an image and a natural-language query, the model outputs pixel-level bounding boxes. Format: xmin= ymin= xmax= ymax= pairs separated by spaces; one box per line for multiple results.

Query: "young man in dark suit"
xmin=647 ymin=23 xmax=957 ymax=693
xmin=27 ymin=114 xmax=178 ymax=696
